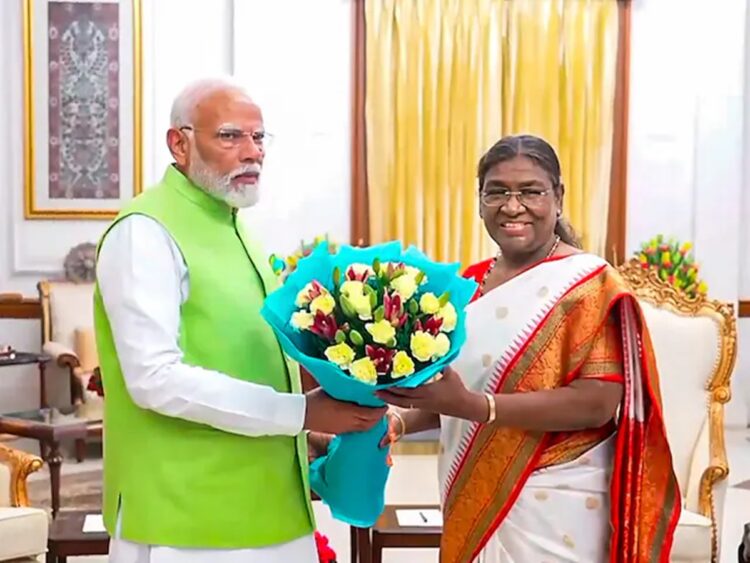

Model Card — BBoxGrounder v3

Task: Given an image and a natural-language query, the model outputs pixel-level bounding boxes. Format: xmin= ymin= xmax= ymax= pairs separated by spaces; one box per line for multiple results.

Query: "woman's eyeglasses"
xmin=480 ymin=188 xmax=550 ymax=207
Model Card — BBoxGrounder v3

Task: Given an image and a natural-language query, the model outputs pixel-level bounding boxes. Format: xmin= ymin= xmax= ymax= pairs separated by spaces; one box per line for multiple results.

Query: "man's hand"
xmin=303 ymin=388 xmax=387 ymax=434
xmin=375 ymin=367 xmax=487 ymax=421
xmin=307 ymin=431 xmax=333 ymax=462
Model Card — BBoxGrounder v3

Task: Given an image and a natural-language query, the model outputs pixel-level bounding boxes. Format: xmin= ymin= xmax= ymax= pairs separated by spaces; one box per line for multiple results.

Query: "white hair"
xmin=169 ymin=76 xmax=252 ymax=128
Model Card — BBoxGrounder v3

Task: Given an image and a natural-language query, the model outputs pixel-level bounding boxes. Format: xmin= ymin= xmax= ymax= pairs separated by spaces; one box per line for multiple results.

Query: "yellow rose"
xmin=433 ymin=333 xmax=450 ymax=358
xmin=390 ymin=275 xmax=418 ymax=300
xmin=437 ymin=302 xmax=457 ymax=332
xmin=419 ymin=292 xmax=441 ymax=314
xmin=350 ymin=357 xmax=378 ymax=385
xmin=348 ymin=292 xmax=373 ymax=320
xmin=342 ymin=280 xmax=366 ymax=295
xmin=410 ymin=331 xmax=437 ymax=363
xmin=365 ymin=319 xmax=396 ymax=345
xmin=392 ymin=351 xmax=415 ymax=378
xmin=310 ymin=293 xmax=336 ymax=316
xmin=291 ymin=311 xmax=314 ymax=330
xmin=324 ymin=343 xmax=356 ymax=367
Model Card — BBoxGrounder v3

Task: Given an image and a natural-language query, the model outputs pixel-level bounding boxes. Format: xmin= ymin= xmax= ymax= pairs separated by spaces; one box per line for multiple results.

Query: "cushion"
xmin=637 ymin=300 xmax=719 ymax=493
xmin=74 ymin=327 xmax=99 ymax=372
xmin=48 ymin=282 xmax=95 ymax=350
xmin=0 ymin=507 xmax=48 ymax=560
xmin=671 ymin=508 xmax=712 ymax=561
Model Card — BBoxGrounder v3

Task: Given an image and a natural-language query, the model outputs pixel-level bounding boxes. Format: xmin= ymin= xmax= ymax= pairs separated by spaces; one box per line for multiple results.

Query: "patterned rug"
xmin=27 ymin=468 xmax=102 ymax=512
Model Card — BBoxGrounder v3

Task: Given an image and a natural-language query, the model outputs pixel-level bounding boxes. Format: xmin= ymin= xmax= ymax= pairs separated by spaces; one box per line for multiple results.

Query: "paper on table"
xmin=395 ymin=508 xmax=443 ymax=527
xmin=82 ymin=514 xmax=106 ymax=533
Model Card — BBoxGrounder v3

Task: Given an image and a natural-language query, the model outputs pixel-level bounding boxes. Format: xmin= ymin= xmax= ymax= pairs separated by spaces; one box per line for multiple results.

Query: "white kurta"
xmin=97 ymin=214 xmax=316 ymax=563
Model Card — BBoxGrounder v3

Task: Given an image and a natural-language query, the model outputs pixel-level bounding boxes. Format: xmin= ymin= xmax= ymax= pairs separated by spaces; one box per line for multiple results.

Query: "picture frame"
xmin=22 ymin=0 xmax=143 ymax=220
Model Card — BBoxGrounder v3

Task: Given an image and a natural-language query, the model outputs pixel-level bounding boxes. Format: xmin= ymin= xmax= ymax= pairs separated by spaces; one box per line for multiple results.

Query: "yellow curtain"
xmin=365 ymin=0 xmax=619 ymax=265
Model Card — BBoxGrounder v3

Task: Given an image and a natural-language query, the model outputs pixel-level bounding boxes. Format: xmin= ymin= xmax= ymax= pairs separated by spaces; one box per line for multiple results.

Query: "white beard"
xmin=187 ymin=156 xmax=261 ymax=208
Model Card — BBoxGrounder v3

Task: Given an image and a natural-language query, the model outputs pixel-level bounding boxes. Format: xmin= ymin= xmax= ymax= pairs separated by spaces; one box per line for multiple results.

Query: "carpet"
xmin=28 ymin=468 xmax=102 ymax=512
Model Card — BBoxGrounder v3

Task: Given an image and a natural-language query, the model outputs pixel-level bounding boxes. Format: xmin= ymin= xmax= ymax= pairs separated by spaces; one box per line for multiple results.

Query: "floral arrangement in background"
xmin=314 ymin=531 xmax=337 ymax=563
xmin=269 ymin=235 xmax=338 ymax=282
xmin=290 ymin=260 xmax=457 ymax=386
xmin=636 ymin=235 xmax=707 ymax=298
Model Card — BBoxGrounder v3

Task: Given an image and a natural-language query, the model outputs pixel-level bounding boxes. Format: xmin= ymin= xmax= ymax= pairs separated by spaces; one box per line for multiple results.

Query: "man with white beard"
xmin=94 ymin=77 xmax=386 ymax=563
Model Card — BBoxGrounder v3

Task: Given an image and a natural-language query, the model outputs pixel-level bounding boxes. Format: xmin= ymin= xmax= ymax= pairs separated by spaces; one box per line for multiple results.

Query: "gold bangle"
xmin=484 ymin=393 xmax=497 ymax=424
xmin=390 ymin=410 xmax=406 ymax=440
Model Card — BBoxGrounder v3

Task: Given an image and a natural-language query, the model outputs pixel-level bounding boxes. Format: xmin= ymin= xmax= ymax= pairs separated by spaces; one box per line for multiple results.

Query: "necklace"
xmin=480 ymin=235 xmax=560 ymax=296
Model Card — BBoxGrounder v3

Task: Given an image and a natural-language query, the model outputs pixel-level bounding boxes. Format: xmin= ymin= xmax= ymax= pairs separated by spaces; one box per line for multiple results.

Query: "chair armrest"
xmin=0 ymin=444 xmax=43 ymax=507
xmin=42 ymin=340 xmax=81 ymax=372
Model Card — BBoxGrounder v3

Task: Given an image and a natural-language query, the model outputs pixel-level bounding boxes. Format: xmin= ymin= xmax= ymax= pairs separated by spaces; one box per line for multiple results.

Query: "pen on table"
xmin=419 ymin=511 xmax=427 ymax=523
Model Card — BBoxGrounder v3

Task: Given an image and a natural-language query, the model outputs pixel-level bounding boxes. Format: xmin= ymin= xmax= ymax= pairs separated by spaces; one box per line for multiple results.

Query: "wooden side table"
xmin=47 ymin=510 xmax=109 ymax=563
xmin=369 ymin=505 xmax=441 ymax=563
xmin=0 ymin=407 xmax=98 ymax=516
xmin=0 ymin=351 xmax=51 ymax=409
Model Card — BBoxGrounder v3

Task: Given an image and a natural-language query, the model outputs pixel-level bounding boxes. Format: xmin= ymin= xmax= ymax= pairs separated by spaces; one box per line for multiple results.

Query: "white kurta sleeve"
xmin=96 ymin=214 xmax=306 ymax=437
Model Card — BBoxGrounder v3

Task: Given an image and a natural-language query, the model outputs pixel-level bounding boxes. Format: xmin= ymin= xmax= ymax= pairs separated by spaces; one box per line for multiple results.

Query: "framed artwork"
xmin=23 ymin=0 xmax=143 ymax=220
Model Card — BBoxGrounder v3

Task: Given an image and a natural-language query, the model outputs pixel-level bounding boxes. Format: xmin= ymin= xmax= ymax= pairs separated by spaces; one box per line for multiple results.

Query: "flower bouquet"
xmin=637 ymin=235 xmax=707 ymax=298
xmin=261 ymin=241 xmax=477 ymax=526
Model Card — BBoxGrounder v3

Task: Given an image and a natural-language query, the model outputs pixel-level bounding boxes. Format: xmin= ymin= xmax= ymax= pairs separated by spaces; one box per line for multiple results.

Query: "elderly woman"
xmin=378 ymin=135 xmax=680 ymax=563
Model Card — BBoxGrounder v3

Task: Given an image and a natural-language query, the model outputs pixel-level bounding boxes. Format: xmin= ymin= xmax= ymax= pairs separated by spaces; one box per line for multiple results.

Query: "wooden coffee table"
xmin=47 ymin=510 xmax=109 ymax=563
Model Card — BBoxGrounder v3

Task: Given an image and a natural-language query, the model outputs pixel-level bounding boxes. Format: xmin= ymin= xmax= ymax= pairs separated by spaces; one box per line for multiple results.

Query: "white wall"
xmin=627 ymin=0 xmax=749 ymax=426
xmin=0 ymin=0 xmax=352 ymax=412
xmin=2 ymin=0 xmax=749 ymax=422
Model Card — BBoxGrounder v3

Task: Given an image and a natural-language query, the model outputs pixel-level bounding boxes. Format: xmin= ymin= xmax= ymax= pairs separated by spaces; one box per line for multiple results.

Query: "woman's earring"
xmin=556 ymin=209 xmax=562 ymax=218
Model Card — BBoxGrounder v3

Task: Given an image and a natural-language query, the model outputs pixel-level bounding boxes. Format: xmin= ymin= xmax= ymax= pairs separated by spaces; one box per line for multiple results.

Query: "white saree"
xmin=439 ymin=254 xmax=614 ymax=563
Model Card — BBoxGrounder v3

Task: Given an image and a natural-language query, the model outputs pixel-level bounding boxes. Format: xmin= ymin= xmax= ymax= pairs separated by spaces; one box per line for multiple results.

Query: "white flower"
xmin=291 ymin=311 xmax=314 ymax=330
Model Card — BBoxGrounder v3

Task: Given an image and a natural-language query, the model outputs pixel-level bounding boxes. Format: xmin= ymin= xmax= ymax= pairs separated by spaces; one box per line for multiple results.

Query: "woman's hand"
xmin=375 ymin=367 xmax=489 ymax=422
xmin=378 ymin=410 xmax=405 ymax=448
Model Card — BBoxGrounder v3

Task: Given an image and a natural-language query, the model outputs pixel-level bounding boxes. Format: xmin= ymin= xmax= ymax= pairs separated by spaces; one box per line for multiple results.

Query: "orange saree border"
xmin=440 ymin=266 xmax=681 ymax=563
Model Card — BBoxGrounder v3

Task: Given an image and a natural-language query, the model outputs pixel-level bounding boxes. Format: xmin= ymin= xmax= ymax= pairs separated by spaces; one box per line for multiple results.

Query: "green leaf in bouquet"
xmin=332 ymin=266 xmax=342 ymax=287
xmin=415 ymin=271 xmax=426 ymax=285
xmin=438 ymin=291 xmax=451 ymax=307
xmin=349 ymin=329 xmax=364 ymax=346
xmin=407 ymin=299 xmax=419 ymax=315
xmin=374 ymin=305 xmax=385 ymax=322
xmin=372 ymin=258 xmax=382 ymax=273
xmin=389 ymin=269 xmax=407 ymax=281
xmin=386 ymin=337 xmax=397 ymax=348
xmin=335 ymin=330 xmax=347 ymax=344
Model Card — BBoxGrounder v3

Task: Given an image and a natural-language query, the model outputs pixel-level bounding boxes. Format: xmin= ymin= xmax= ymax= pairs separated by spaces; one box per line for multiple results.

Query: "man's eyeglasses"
xmin=480 ymin=188 xmax=551 ymax=207
xmin=179 ymin=126 xmax=273 ymax=150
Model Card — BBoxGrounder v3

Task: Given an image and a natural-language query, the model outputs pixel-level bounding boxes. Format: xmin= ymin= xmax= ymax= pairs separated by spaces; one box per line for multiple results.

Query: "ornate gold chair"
xmin=619 ymin=259 xmax=736 ymax=563
xmin=38 ymin=280 xmax=102 ymax=461
xmin=0 ymin=444 xmax=48 ymax=561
